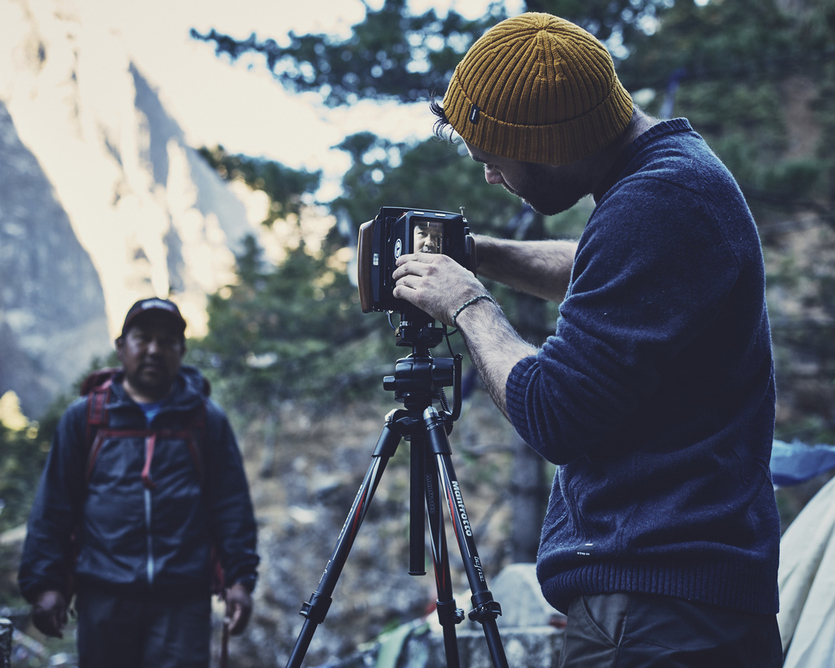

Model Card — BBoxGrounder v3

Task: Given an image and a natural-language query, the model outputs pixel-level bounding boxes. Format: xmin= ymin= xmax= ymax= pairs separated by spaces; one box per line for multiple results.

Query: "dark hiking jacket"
xmin=18 ymin=365 xmax=259 ymax=601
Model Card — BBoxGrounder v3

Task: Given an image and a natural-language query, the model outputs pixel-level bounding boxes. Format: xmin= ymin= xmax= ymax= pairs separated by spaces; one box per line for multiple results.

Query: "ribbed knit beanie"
xmin=443 ymin=13 xmax=633 ymax=165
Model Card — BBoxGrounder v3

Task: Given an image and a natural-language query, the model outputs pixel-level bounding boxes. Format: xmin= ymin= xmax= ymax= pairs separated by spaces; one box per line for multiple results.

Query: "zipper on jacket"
xmin=144 ymin=487 xmax=155 ymax=585
xmin=142 ymin=433 xmax=156 ymax=586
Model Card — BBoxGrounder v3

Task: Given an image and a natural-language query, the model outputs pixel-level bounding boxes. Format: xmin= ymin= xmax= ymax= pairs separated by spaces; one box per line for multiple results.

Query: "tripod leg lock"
xmin=467 ymin=591 xmax=502 ymax=624
xmin=300 ymin=591 xmax=333 ymax=624
xmin=435 ymin=599 xmax=465 ymax=627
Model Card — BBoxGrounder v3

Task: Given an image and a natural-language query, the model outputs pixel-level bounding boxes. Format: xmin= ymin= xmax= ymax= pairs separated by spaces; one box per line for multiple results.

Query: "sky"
xmin=90 ymin=0 xmax=524 ymax=200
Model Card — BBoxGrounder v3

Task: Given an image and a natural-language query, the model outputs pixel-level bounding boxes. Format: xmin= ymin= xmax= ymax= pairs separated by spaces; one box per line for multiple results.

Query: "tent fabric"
xmin=777 ymin=474 xmax=835 ymax=667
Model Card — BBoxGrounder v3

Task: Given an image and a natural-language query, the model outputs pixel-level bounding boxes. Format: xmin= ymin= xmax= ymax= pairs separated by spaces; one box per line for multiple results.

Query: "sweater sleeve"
xmin=506 ymin=176 xmax=741 ymax=464
xmin=17 ymin=399 xmax=88 ymax=602
xmin=203 ymin=401 xmax=260 ymax=590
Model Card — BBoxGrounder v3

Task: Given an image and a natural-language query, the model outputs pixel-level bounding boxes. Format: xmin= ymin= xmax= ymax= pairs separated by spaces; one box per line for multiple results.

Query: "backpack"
xmin=66 ymin=368 xmax=224 ymax=597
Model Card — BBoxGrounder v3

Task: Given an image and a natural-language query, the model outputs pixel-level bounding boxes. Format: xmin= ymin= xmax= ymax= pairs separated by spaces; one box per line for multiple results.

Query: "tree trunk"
xmin=506 ymin=206 xmax=552 ymax=563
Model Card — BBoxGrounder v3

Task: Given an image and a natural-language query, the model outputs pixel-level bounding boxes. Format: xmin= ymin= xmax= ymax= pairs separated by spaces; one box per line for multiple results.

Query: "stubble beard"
xmin=511 ymin=162 xmax=590 ymax=216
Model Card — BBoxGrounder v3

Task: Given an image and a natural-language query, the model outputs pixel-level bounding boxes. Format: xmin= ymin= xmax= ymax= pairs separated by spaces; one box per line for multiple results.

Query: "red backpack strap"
xmin=84 ymin=381 xmax=113 ymax=484
xmin=66 ymin=376 xmax=114 ymax=600
xmin=85 ymin=383 xmax=109 ymax=434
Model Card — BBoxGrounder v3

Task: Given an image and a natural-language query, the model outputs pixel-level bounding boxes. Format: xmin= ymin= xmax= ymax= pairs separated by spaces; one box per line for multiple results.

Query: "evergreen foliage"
xmin=190 ymin=0 xmax=502 ymax=106
xmin=329 ymin=131 xmax=522 ymax=232
xmin=188 ymin=235 xmax=390 ymax=419
xmin=620 ymin=0 xmax=835 ymax=443
xmin=190 ymin=0 xmax=669 ymax=106
xmin=197 ymin=146 xmax=321 ymax=224
xmin=0 ymin=353 xmax=116 ymax=535
xmin=0 ymin=409 xmax=48 ymax=535
xmin=619 ymin=0 xmax=834 ymax=214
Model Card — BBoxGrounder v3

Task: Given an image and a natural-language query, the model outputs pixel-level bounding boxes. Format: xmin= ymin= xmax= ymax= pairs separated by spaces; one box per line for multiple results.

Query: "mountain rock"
xmin=0 ymin=100 xmax=110 ymax=416
xmin=0 ymin=0 xmax=260 ymax=416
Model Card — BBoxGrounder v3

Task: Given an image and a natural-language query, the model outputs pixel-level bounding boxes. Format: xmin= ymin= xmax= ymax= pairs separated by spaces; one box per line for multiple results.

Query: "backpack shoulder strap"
xmin=65 ymin=377 xmax=113 ymax=599
xmin=85 ymin=383 xmax=110 ymax=434
xmin=83 ymin=381 xmax=112 ymax=484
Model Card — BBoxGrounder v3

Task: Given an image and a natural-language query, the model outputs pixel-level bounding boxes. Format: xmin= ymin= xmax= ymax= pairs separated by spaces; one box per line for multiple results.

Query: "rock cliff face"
xmin=0 ymin=101 xmax=110 ymax=416
xmin=0 ymin=0 xmax=258 ymax=417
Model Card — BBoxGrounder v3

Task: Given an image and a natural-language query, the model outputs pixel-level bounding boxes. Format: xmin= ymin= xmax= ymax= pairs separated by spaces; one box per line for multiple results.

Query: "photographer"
xmin=392 ymin=13 xmax=781 ymax=667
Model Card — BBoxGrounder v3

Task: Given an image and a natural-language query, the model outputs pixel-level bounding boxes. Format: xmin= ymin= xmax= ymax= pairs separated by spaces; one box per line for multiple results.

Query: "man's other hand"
xmin=224 ymin=583 xmax=253 ymax=635
xmin=32 ymin=590 xmax=67 ymax=638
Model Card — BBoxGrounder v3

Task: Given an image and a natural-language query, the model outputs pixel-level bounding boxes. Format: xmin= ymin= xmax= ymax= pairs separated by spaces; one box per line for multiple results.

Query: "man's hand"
xmin=32 ymin=590 xmax=67 ymax=638
xmin=224 ymin=583 xmax=253 ymax=635
xmin=392 ymin=253 xmax=486 ymax=325
xmin=394 ymin=250 xmax=538 ymax=419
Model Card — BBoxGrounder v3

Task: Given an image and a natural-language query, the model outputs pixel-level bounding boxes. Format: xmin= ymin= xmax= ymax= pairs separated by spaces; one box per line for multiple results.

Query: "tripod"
xmin=285 ymin=321 xmax=508 ymax=668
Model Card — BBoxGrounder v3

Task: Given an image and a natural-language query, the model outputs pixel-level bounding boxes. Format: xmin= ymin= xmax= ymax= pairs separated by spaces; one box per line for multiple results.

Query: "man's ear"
xmin=115 ymin=336 xmax=125 ymax=360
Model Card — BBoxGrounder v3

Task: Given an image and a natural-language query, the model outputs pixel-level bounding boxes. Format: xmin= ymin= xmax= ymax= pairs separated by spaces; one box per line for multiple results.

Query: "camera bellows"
xmin=442 ymin=12 xmax=633 ymax=165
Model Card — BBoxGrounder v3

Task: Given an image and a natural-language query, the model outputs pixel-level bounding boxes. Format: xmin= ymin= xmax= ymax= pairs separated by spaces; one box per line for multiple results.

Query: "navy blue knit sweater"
xmin=505 ymin=119 xmax=780 ymax=615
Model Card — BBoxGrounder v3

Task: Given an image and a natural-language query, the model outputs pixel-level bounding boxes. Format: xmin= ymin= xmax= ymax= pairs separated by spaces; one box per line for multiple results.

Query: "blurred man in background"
xmin=19 ymin=297 xmax=259 ymax=668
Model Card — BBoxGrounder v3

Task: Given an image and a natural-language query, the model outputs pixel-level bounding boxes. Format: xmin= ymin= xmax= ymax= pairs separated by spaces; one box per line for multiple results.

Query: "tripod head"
xmin=392 ymin=305 xmax=445 ymax=349
xmin=384 ymin=340 xmax=463 ymax=431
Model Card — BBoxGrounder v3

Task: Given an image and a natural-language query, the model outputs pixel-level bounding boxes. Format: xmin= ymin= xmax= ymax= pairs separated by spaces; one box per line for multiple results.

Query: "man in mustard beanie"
xmin=393 ymin=12 xmax=781 ymax=667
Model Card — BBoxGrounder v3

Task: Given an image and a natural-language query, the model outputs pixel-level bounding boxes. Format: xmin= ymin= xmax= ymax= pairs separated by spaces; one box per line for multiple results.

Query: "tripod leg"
xmin=423 ymin=438 xmax=465 ymax=668
xmin=423 ymin=407 xmax=509 ymax=668
xmin=285 ymin=411 xmax=406 ymax=668
xmin=409 ymin=429 xmax=426 ymax=576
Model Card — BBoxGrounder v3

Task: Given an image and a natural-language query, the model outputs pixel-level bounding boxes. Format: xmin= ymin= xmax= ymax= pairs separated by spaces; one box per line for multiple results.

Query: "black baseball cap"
xmin=121 ymin=298 xmax=187 ymax=338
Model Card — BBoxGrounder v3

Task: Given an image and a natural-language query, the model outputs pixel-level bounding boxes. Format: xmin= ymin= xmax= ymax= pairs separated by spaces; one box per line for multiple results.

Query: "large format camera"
xmin=357 ymin=207 xmax=477 ymax=325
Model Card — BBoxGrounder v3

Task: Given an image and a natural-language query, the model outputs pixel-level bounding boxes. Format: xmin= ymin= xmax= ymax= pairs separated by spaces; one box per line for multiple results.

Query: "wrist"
xmin=472 ymin=234 xmax=495 ymax=269
xmin=233 ymin=576 xmax=256 ymax=594
xmin=451 ymin=294 xmax=499 ymax=329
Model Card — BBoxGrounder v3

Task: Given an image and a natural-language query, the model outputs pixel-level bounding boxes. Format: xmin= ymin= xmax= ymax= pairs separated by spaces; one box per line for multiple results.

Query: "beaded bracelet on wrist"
xmin=451 ymin=294 xmax=499 ymax=328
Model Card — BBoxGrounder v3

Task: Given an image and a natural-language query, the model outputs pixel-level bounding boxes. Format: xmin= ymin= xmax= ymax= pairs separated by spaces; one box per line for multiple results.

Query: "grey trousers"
xmin=559 ymin=592 xmax=782 ymax=668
